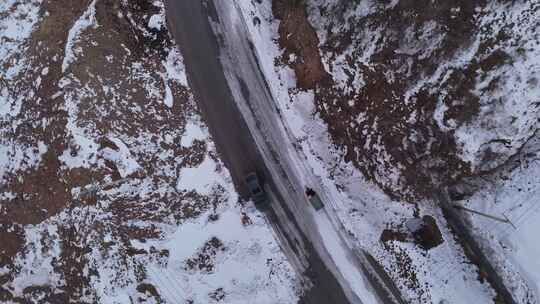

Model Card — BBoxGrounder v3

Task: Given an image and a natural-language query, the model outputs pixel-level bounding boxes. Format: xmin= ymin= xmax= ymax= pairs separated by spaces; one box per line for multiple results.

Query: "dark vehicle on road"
xmin=306 ymin=187 xmax=325 ymax=211
xmin=245 ymin=172 xmax=267 ymax=205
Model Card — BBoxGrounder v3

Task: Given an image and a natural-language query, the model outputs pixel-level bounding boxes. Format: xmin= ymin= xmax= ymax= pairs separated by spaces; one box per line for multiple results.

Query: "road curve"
xmin=164 ymin=1 xmax=356 ymax=303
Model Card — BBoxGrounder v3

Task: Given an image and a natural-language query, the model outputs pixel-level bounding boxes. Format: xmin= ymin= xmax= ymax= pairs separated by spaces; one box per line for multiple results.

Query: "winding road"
xmin=163 ymin=1 xmax=401 ymax=303
xmin=163 ymin=1 xmax=524 ymax=304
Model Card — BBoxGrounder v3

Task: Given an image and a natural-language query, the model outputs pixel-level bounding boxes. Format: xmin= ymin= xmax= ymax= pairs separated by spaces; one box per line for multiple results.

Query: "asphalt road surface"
xmin=164 ymin=1 xmax=355 ymax=303
xmin=161 ymin=1 xmax=521 ymax=304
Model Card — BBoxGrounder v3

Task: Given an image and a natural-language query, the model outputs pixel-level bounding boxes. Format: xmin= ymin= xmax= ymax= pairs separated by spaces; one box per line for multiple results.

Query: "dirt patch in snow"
xmin=414 ymin=215 xmax=443 ymax=250
xmin=380 ymin=229 xmax=408 ymax=243
xmin=136 ymin=283 xmax=165 ymax=303
xmin=209 ymin=287 xmax=226 ymax=302
xmin=380 ymin=216 xmax=443 ymax=250
xmin=3 ymin=150 xmax=71 ymax=225
xmin=272 ymin=0 xmax=330 ymax=90
xmin=185 ymin=237 xmax=226 ymax=273
xmin=0 ymin=224 xmax=25 ymax=266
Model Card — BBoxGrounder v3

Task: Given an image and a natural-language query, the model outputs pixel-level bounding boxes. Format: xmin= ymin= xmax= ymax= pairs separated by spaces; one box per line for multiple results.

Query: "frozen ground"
xmin=234 ymin=0 xmax=512 ymax=303
xmin=0 ymin=0 xmax=44 ymax=181
xmin=446 ymin=2 xmax=540 ymax=172
xmin=461 ymin=136 xmax=540 ymax=303
xmin=305 ymin=0 xmax=538 ymax=200
xmin=0 ymin=0 xmax=300 ymax=302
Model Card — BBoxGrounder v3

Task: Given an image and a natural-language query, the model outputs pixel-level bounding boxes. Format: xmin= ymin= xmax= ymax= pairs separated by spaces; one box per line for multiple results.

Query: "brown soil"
xmin=137 ymin=283 xmax=165 ymax=303
xmin=380 ymin=216 xmax=444 ymax=250
xmin=414 ymin=215 xmax=444 ymax=250
xmin=0 ymin=224 xmax=25 ymax=266
xmin=0 ymin=3 xmax=94 ymax=299
xmin=52 ymin=225 xmax=98 ymax=302
xmin=0 ymin=0 xmax=91 ymax=226
xmin=0 ymin=0 xmax=206 ymax=301
xmin=380 ymin=229 xmax=409 ymax=243
xmin=185 ymin=237 xmax=226 ymax=273
xmin=4 ymin=150 xmax=72 ymax=225
xmin=272 ymin=0 xmax=330 ymax=90
xmin=269 ymin=0 xmax=509 ymax=201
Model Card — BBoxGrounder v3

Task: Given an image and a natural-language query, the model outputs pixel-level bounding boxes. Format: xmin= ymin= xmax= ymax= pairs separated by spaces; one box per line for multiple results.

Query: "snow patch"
xmin=181 ymin=120 xmax=208 ymax=147
xmin=148 ymin=14 xmax=163 ymax=30
xmin=62 ymin=0 xmax=98 ymax=72
xmin=101 ymin=137 xmax=140 ymax=178
xmin=176 ymin=155 xmax=220 ymax=195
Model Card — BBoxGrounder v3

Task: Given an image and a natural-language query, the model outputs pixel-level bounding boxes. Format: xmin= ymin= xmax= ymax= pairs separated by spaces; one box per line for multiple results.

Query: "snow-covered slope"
xmin=0 ymin=1 xmax=299 ymax=303
xmin=459 ymin=135 xmax=540 ymax=303
xmin=306 ymin=0 xmax=539 ymax=199
xmin=235 ymin=0 xmax=539 ymax=303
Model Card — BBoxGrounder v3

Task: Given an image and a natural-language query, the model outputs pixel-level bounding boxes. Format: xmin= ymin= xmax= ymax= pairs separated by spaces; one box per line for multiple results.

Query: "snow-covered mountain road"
xmin=164 ymin=1 xmax=372 ymax=303
xmin=165 ymin=0 xmax=538 ymax=303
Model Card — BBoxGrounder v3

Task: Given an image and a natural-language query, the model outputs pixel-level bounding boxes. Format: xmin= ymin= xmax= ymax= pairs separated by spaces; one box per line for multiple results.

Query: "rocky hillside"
xmin=0 ymin=0 xmax=299 ymax=302
xmin=274 ymin=0 xmax=539 ymax=200
xmin=253 ymin=0 xmax=539 ymax=302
